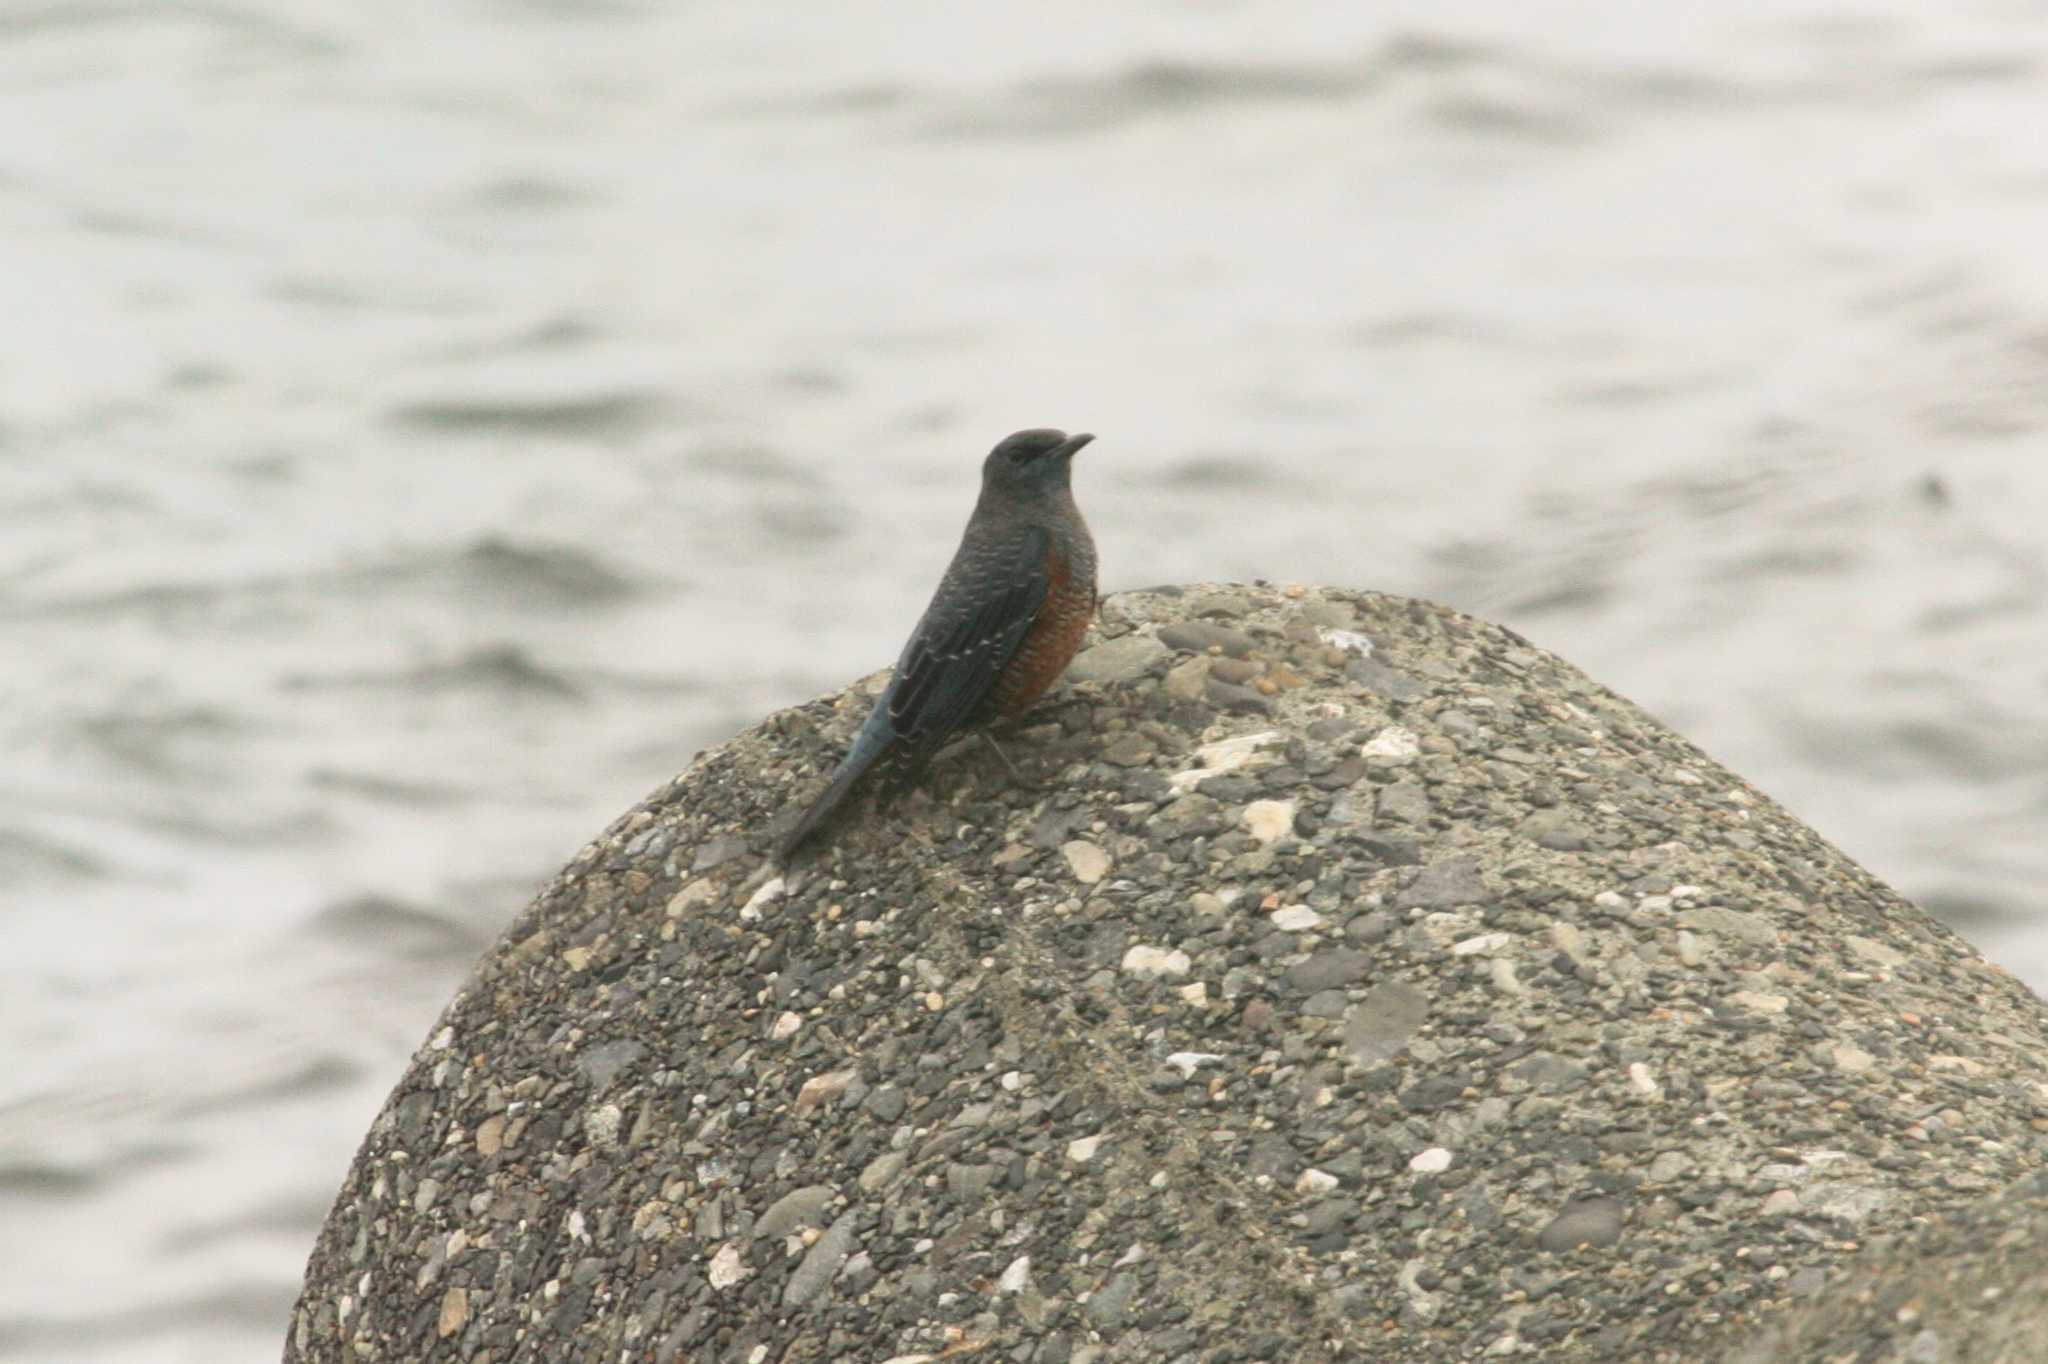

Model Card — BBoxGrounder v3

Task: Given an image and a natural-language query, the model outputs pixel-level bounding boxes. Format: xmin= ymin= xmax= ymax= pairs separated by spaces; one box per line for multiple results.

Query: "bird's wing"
xmin=885 ymin=525 xmax=1052 ymax=758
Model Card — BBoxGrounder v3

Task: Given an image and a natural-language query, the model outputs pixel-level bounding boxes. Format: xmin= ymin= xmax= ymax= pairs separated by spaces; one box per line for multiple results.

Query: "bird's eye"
xmin=1008 ymin=448 xmax=1031 ymax=465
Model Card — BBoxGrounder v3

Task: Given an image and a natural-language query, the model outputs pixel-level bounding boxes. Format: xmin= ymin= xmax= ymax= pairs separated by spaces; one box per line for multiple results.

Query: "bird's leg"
xmin=977 ymin=731 xmax=1041 ymax=789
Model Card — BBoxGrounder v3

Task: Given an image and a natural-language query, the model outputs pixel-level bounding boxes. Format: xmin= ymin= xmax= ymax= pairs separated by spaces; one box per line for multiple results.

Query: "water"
xmin=2 ymin=3 xmax=2044 ymax=1360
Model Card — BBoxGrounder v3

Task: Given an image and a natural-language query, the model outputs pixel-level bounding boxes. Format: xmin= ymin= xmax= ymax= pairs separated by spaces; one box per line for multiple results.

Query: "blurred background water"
xmin=2 ymin=2 xmax=2045 ymax=1360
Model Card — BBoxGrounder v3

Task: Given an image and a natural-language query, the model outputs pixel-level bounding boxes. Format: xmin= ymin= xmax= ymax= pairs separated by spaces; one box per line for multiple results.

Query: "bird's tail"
xmin=776 ymin=718 xmax=894 ymax=864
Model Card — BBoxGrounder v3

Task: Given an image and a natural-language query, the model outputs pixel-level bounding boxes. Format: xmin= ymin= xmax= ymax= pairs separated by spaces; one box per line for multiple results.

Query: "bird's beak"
xmin=1054 ymin=432 xmax=1095 ymax=461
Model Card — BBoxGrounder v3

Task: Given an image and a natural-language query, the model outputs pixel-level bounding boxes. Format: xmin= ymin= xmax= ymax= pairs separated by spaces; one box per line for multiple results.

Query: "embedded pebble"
xmin=1410 ymin=1147 xmax=1453 ymax=1174
xmin=1362 ymin=725 xmax=1420 ymax=764
xmin=996 ymin=1255 xmax=1033 ymax=1295
xmin=1538 ymin=1198 xmax=1626 ymax=1251
xmin=1062 ymin=840 xmax=1111 ymax=884
xmin=1271 ymin=904 xmax=1324 ymax=932
xmin=708 ymin=1242 xmax=748 ymax=1290
xmin=1122 ymin=945 xmax=1191 ymax=978
xmin=1242 ymin=799 xmax=1296 ymax=845
xmin=1067 ymin=634 xmax=1169 ymax=685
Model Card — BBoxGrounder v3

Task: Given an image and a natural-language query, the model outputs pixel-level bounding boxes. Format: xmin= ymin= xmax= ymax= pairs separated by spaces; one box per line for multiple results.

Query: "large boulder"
xmin=285 ymin=584 xmax=2048 ymax=1363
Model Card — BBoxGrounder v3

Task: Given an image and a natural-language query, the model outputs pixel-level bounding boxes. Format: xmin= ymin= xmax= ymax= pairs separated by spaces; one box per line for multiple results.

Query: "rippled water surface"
xmin=3 ymin=3 xmax=2046 ymax=1360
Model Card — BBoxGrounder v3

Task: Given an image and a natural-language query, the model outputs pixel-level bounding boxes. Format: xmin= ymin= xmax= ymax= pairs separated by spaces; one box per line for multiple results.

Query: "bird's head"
xmin=979 ymin=428 xmax=1093 ymax=500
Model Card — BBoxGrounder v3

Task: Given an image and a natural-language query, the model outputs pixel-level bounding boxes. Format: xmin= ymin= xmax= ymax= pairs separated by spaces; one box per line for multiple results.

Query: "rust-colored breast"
xmin=988 ymin=541 xmax=1096 ymax=720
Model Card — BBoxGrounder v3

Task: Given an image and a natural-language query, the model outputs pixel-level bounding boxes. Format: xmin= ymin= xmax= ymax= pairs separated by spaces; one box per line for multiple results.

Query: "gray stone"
xmin=1157 ymin=622 xmax=1256 ymax=657
xmin=1519 ymin=809 xmax=1590 ymax=852
xmin=1538 ymin=1198 xmax=1626 ymax=1251
xmin=1345 ymin=981 xmax=1430 ymax=1066
xmin=1510 ymin=1052 xmax=1590 ymax=1093
xmin=1679 ymin=906 xmax=1779 ymax=947
xmin=1396 ymin=854 xmax=1487 ymax=910
xmin=1287 ymin=949 xmax=1373 ymax=994
xmin=575 ymin=1039 xmax=645 ymax=1090
xmin=780 ymin=1210 xmax=859 ymax=1308
xmin=755 ymin=1185 xmax=834 ymax=1239
xmin=1377 ymin=780 xmax=1431 ymax=826
xmin=1066 ymin=634 xmax=1170 ymax=686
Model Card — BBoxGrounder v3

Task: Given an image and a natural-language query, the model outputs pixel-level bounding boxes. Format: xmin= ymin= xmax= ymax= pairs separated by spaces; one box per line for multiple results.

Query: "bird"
xmin=777 ymin=427 xmax=1099 ymax=862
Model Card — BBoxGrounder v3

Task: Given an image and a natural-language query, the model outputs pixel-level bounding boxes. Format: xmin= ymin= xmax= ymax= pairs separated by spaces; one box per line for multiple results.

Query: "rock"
xmin=1066 ymin=634 xmax=1169 ymax=685
xmin=780 ymin=1211 xmax=858 ymax=1308
xmin=1344 ymin=980 xmax=1429 ymax=1066
xmin=286 ymin=584 xmax=2048 ymax=1364
xmin=1271 ymin=904 xmax=1324 ymax=932
xmin=755 ymin=1185 xmax=834 ymax=1239
xmin=436 ymin=1287 xmax=467 ymax=1338
xmin=576 ymin=1039 xmax=645 ymax=1089
xmin=1287 ymin=949 xmax=1372 ymax=994
xmin=1157 ymin=621 xmax=1255 ymax=657
xmin=1717 ymin=1173 xmax=2048 ymax=1363
xmin=1397 ymin=855 xmax=1488 ymax=910
xmin=1163 ymin=655 xmax=1210 ymax=703
xmin=1538 ymin=1198 xmax=1626 ymax=1251
xmin=1361 ymin=725 xmax=1419 ymax=764
xmin=1241 ymin=799 xmax=1296 ymax=845
xmin=1061 ymin=840 xmax=1111 ymax=884
xmin=1121 ymin=945 xmax=1190 ymax=978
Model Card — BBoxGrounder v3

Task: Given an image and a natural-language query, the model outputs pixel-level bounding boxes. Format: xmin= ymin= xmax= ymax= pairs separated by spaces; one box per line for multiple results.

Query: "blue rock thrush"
xmin=777 ymin=428 xmax=1099 ymax=861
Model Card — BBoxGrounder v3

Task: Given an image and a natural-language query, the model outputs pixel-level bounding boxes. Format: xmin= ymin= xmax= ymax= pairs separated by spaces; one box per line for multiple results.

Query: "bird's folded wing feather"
xmin=885 ymin=525 xmax=1051 ymax=758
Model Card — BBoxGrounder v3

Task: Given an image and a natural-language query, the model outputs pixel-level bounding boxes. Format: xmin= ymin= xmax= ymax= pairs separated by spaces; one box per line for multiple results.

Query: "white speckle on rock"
xmin=430 ymin=1026 xmax=454 ymax=1051
xmin=1167 ymin=730 xmax=1283 ymax=793
xmin=770 ymin=1011 xmax=802 ymax=1041
xmin=1242 ymin=799 xmax=1297 ymax=845
xmin=1629 ymin=1063 xmax=1662 ymax=1100
xmin=997 ymin=1255 xmax=1032 ymax=1295
xmin=1062 ymin=840 xmax=1112 ymax=884
xmin=1067 ymin=1135 xmax=1106 ymax=1163
xmin=1760 ymin=1189 xmax=1800 ymax=1216
xmin=1830 ymin=1044 xmax=1875 ymax=1074
xmin=1397 ymin=1259 xmax=1443 ymax=1323
xmin=1176 ymin=981 xmax=1209 ymax=1005
xmin=740 ymin=877 xmax=785 ymax=920
xmin=1362 ymin=725 xmax=1420 ymax=764
xmin=1729 ymin=990 xmax=1790 ymax=1015
xmin=1452 ymin=932 xmax=1512 ymax=957
xmin=1164 ymin=1052 xmax=1224 ymax=1077
xmin=1409 ymin=1147 xmax=1453 ymax=1174
xmin=667 ymin=879 xmax=718 ymax=917
xmin=1271 ymin=904 xmax=1323 ymax=931
xmin=585 ymin=1103 xmax=623 ymax=1148
xmin=1121 ymin=945 xmax=1191 ymax=978
xmin=1320 ymin=628 xmax=1374 ymax=656
xmin=1295 ymin=1168 xmax=1340 ymax=1193
xmin=1489 ymin=958 xmax=1523 ymax=995
xmin=794 ymin=1069 xmax=855 ymax=1116
xmin=1000 ymin=1070 xmax=1022 ymax=1091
